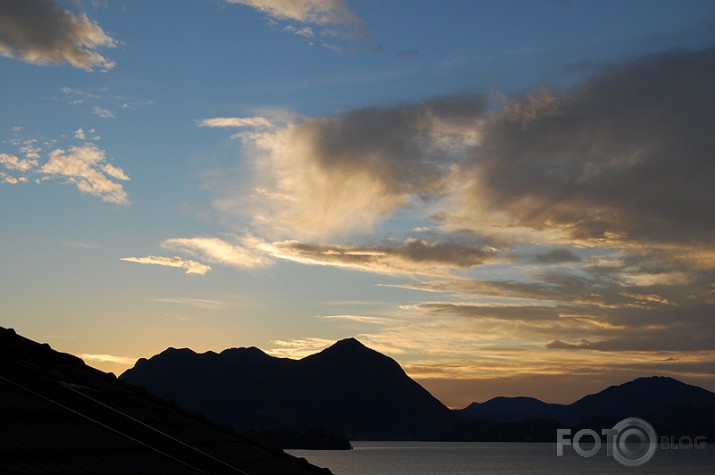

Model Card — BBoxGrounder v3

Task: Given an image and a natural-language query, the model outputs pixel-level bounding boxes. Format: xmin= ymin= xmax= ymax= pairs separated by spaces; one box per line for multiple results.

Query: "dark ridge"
xmin=122 ymin=337 xmax=462 ymax=441
xmin=0 ymin=325 xmax=331 ymax=474
xmin=114 ymin=334 xmax=715 ymax=443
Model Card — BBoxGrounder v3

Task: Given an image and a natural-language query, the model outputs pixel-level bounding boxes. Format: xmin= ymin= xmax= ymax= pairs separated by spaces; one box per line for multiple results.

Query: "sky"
xmin=1 ymin=0 xmax=714 ymax=408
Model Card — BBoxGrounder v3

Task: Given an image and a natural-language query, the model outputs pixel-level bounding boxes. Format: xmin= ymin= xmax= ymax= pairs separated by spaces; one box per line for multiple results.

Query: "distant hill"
xmin=121 ymin=338 xmax=715 ymax=441
xmin=455 ymin=396 xmax=566 ymax=423
xmin=457 ymin=376 xmax=715 ymax=433
xmin=121 ymin=338 xmax=463 ymax=440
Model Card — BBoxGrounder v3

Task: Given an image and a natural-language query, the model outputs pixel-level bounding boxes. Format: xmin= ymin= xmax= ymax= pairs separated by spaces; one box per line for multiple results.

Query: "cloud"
xmin=319 ymin=314 xmax=392 ymax=325
xmin=283 ymin=25 xmax=315 ymax=38
xmin=161 ymin=236 xmax=272 ymax=269
xmin=0 ymin=171 xmax=27 ymax=184
xmin=59 ymin=87 xmax=152 ymax=118
xmin=227 ymin=0 xmax=365 ymax=39
xmin=151 ymin=298 xmax=229 ymax=309
xmin=0 ymin=152 xmax=37 ymax=172
xmin=529 ymin=248 xmax=582 ymax=264
xmin=2 ymin=137 xmax=131 ymax=204
xmin=213 ymin=45 xmax=714 ymax=277
xmin=62 ymin=241 xmax=102 ymax=249
xmin=463 ymin=47 xmax=715 ymax=248
xmin=121 ymin=256 xmax=212 ymax=275
xmin=78 ymin=353 xmax=137 ymax=366
xmin=198 ymin=117 xmax=275 ymax=129
xmin=266 ymin=337 xmax=335 ymax=359
xmin=0 ymin=0 xmax=116 ymax=71
xmin=92 ymin=106 xmax=115 ymax=119
xmin=133 ymin=233 xmax=496 ymax=277
xmin=196 ymin=46 xmax=715 ymax=380
xmin=258 ymin=237 xmax=496 ymax=276
xmin=40 ymin=144 xmax=130 ymax=205
xmin=220 ymin=96 xmax=487 ymax=239
xmin=546 ymin=338 xmax=592 ymax=350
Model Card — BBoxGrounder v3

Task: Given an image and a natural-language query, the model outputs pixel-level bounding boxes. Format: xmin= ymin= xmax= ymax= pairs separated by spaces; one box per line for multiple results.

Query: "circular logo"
xmin=609 ymin=418 xmax=657 ymax=467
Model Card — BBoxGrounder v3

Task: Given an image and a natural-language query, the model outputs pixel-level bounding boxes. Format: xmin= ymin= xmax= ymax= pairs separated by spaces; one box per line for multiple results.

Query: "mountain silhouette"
xmin=456 ymin=396 xmax=565 ymax=423
xmin=121 ymin=338 xmax=461 ymax=440
xmin=458 ymin=376 xmax=715 ymax=428
xmin=121 ymin=339 xmax=715 ymax=441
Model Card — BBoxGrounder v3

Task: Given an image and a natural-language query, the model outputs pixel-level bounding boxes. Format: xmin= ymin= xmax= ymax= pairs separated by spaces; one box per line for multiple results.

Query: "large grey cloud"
xmin=471 ymin=47 xmax=715 ymax=246
xmin=224 ymin=46 xmax=715 ymax=251
xmin=305 ymin=95 xmax=487 ymax=198
xmin=0 ymin=0 xmax=115 ymax=70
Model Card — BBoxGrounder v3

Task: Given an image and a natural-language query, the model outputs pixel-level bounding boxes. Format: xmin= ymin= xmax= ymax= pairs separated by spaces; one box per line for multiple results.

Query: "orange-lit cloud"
xmin=79 ymin=353 xmax=138 ymax=366
xmin=161 ymin=236 xmax=272 ymax=269
xmin=266 ymin=337 xmax=335 ymax=359
xmin=120 ymin=256 xmax=212 ymax=275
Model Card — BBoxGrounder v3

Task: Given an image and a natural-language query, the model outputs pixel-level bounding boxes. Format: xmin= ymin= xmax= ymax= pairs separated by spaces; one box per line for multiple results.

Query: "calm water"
xmin=289 ymin=441 xmax=715 ymax=475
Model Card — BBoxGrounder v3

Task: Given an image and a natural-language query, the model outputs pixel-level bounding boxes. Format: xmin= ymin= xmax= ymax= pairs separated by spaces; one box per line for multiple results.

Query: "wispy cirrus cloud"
xmin=120 ymin=256 xmax=212 ymax=276
xmin=161 ymin=236 xmax=272 ymax=269
xmin=199 ymin=116 xmax=275 ymax=129
xmin=120 ymin=235 xmax=271 ymax=278
xmin=140 ymin=233 xmax=497 ymax=277
xmin=92 ymin=106 xmax=115 ymax=119
xmin=151 ymin=298 xmax=229 ymax=309
xmin=0 ymin=0 xmax=116 ymax=71
xmin=58 ymin=86 xmax=153 ymax=119
xmin=319 ymin=314 xmax=392 ymax=325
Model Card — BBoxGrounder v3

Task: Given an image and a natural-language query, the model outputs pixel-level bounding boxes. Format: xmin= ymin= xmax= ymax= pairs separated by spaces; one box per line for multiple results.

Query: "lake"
xmin=289 ymin=441 xmax=715 ymax=475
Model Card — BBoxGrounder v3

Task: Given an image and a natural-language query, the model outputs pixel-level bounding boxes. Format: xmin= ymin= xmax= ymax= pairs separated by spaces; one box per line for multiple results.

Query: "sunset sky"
xmin=1 ymin=0 xmax=714 ymax=408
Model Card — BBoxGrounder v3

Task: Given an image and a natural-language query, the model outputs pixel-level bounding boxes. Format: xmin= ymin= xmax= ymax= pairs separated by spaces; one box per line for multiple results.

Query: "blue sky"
xmin=1 ymin=0 xmax=714 ymax=407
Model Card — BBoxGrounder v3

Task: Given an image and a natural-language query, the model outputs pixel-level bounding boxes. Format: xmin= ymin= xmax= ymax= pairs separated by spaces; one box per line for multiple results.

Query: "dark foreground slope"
xmin=0 ymin=326 xmax=330 ymax=475
xmin=121 ymin=338 xmax=464 ymax=440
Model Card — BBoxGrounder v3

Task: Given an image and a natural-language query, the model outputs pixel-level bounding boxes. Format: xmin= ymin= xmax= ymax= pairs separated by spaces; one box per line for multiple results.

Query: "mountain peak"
xmin=332 ymin=337 xmax=367 ymax=349
xmin=313 ymin=337 xmax=385 ymax=362
xmin=121 ymin=335 xmax=457 ymax=439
